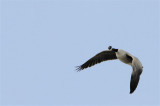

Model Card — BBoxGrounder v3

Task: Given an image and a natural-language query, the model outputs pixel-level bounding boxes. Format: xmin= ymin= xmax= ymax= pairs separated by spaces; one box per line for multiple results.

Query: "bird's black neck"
xmin=112 ymin=48 xmax=118 ymax=52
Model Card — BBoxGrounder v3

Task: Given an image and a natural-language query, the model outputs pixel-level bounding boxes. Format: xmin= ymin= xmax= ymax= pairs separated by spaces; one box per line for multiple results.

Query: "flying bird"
xmin=76 ymin=46 xmax=143 ymax=94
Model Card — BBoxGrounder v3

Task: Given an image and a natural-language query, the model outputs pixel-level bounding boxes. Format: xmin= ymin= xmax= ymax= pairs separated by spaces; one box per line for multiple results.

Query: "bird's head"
xmin=108 ymin=46 xmax=118 ymax=52
xmin=108 ymin=46 xmax=112 ymax=50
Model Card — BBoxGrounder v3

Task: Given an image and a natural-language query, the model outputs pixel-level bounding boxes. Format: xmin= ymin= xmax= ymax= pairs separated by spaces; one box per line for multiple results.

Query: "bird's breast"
xmin=118 ymin=56 xmax=132 ymax=65
xmin=116 ymin=51 xmax=132 ymax=65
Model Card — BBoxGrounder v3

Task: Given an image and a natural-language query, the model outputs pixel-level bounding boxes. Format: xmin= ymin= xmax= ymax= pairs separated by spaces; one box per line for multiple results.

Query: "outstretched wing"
xmin=130 ymin=71 xmax=140 ymax=94
xmin=76 ymin=50 xmax=117 ymax=71
xmin=130 ymin=57 xmax=143 ymax=94
xmin=130 ymin=66 xmax=142 ymax=94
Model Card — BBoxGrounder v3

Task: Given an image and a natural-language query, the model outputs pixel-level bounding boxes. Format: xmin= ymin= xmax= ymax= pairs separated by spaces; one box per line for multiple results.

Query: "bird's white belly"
xmin=116 ymin=51 xmax=132 ymax=66
xmin=118 ymin=55 xmax=129 ymax=63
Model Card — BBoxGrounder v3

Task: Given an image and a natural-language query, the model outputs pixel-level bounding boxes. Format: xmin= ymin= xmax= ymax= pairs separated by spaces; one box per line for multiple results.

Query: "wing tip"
xmin=75 ymin=66 xmax=83 ymax=72
xmin=130 ymin=90 xmax=134 ymax=94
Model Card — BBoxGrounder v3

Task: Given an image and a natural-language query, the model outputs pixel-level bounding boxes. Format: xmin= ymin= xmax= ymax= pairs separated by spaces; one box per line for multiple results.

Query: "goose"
xmin=76 ymin=46 xmax=143 ymax=94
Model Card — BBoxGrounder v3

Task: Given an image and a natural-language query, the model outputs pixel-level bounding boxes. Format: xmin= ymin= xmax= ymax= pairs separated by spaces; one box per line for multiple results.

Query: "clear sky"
xmin=0 ymin=0 xmax=159 ymax=106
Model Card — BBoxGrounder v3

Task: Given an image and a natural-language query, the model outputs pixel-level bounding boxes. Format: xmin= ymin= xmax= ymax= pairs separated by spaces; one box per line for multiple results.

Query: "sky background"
xmin=0 ymin=0 xmax=159 ymax=106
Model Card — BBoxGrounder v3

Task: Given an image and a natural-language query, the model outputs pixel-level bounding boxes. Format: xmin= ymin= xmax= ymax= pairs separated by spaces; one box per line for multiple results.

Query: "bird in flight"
xmin=76 ymin=46 xmax=143 ymax=94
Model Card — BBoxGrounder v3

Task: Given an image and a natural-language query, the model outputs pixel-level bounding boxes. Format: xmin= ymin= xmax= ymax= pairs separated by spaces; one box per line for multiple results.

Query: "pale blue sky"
xmin=0 ymin=0 xmax=159 ymax=106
